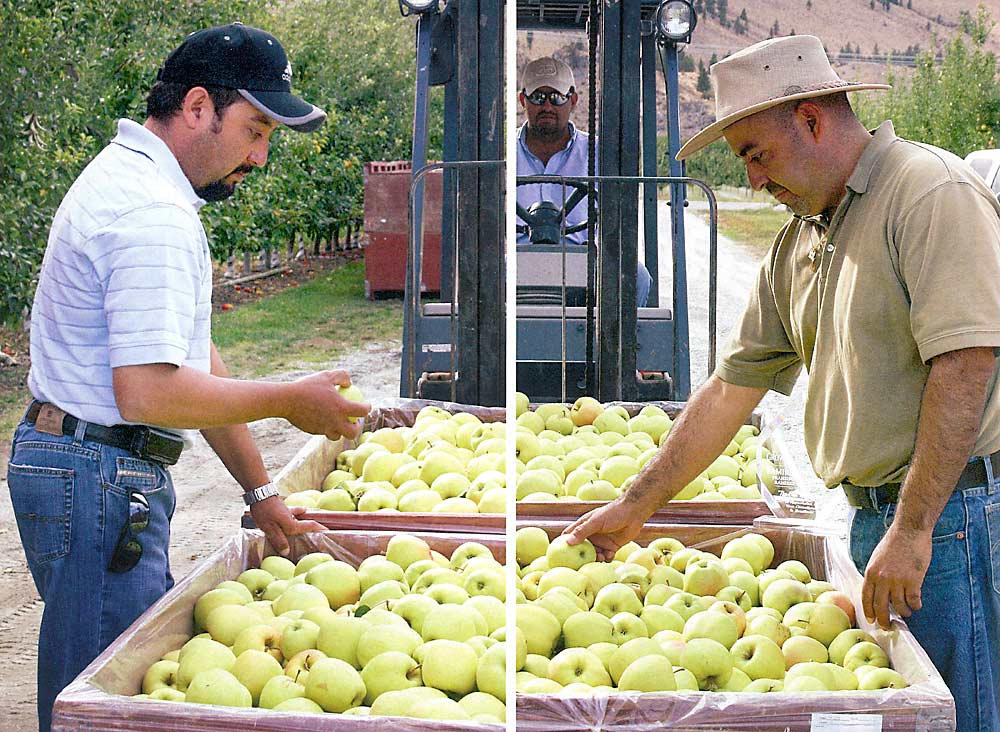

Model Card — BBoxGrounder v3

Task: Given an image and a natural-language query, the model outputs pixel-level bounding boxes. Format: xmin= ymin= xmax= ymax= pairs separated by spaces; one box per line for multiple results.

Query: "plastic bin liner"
xmin=515 ymin=517 xmax=955 ymax=732
xmin=53 ymin=529 xmax=504 ymax=732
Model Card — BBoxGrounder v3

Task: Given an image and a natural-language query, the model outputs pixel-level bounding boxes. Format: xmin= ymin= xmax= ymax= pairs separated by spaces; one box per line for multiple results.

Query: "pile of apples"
xmin=515 ymin=393 xmax=779 ymax=504
xmin=134 ymin=534 xmax=508 ymax=722
xmin=282 ymin=405 xmax=507 ymax=514
xmin=514 ymin=527 xmax=909 ymax=694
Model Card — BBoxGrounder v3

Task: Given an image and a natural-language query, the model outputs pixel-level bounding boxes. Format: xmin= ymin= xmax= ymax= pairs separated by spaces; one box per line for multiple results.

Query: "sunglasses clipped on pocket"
xmin=108 ymin=491 xmax=150 ymax=573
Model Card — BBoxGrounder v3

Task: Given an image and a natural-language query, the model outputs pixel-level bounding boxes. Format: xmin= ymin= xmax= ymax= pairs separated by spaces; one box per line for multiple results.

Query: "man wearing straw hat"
xmin=566 ymin=35 xmax=1000 ymax=729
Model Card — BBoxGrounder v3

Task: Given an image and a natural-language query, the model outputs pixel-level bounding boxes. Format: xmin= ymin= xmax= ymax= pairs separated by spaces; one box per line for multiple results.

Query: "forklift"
xmin=396 ymin=0 xmax=717 ymax=406
xmin=515 ymin=0 xmax=718 ymax=404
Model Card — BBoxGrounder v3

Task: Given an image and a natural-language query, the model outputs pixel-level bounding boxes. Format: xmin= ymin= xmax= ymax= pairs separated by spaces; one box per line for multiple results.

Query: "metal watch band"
xmin=244 ymin=482 xmax=279 ymax=506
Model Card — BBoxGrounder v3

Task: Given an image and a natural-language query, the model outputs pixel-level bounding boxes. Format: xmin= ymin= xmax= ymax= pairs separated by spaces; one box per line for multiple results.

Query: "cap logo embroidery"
xmin=283 ymin=62 xmax=292 ymax=83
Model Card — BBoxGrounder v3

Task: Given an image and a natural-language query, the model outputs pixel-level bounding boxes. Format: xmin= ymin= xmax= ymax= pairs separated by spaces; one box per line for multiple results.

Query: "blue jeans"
xmin=7 ymin=415 xmax=175 ymax=732
xmin=637 ymin=261 xmax=652 ymax=308
xmin=849 ymin=475 xmax=1000 ymax=732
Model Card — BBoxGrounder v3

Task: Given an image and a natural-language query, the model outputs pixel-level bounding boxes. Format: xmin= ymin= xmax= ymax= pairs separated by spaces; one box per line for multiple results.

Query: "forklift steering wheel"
xmin=515 ymin=179 xmax=592 ymax=244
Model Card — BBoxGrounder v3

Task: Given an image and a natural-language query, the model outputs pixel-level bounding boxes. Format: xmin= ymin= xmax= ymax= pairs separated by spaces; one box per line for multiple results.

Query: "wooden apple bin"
xmin=514 ymin=516 xmax=955 ymax=731
xmin=515 ymin=401 xmax=816 ymax=525
xmin=241 ymin=398 xmax=506 ymax=535
xmin=53 ymin=529 xmax=505 ymax=732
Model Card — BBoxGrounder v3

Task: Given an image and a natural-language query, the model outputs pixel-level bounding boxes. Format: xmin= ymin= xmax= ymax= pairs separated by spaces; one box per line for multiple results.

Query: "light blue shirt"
xmin=516 ymin=121 xmax=592 ymax=245
xmin=28 ymin=119 xmax=213 ymax=437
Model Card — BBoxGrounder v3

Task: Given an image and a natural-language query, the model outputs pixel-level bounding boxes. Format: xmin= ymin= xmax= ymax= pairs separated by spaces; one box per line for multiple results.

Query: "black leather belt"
xmin=842 ymin=451 xmax=1000 ymax=510
xmin=26 ymin=401 xmax=183 ymax=465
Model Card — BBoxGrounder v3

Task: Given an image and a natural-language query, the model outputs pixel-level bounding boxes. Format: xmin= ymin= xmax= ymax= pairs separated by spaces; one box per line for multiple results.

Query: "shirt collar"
xmin=111 ymin=119 xmax=206 ymax=210
xmin=845 ymin=120 xmax=896 ymax=195
xmin=518 ymin=120 xmax=579 ymax=158
xmin=792 ymin=120 xmax=896 ymax=231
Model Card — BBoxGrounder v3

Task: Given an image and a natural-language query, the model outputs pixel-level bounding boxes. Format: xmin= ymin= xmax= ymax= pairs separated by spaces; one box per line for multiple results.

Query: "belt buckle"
xmin=34 ymin=404 xmax=66 ymax=436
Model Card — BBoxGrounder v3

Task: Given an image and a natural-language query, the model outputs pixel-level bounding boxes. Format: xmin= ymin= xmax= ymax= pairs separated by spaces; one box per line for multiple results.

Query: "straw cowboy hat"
xmin=676 ymin=35 xmax=889 ymax=160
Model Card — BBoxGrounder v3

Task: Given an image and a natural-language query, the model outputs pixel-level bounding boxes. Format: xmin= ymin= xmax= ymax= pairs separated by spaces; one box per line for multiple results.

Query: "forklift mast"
xmin=400 ymin=0 xmax=506 ymax=407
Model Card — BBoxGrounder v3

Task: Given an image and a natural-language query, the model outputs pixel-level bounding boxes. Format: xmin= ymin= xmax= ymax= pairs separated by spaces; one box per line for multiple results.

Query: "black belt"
xmin=26 ymin=401 xmax=183 ymax=465
xmin=842 ymin=451 xmax=1000 ymax=510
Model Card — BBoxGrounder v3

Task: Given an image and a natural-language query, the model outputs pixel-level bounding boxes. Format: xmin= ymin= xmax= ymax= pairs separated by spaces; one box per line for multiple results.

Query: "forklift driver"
xmin=516 ymin=56 xmax=653 ymax=306
xmin=564 ymin=35 xmax=1000 ymax=731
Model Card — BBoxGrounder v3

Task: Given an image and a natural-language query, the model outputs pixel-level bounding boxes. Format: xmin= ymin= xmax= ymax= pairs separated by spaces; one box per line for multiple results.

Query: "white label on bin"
xmin=811 ymin=714 xmax=882 ymax=731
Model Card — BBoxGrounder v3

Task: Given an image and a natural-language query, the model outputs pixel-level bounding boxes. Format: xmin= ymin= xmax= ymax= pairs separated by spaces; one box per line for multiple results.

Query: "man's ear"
xmin=518 ymin=91 xmax=527 ymax=109
xmin=181 ymin=86 xmax=215 ymax=130
xmin=796 ymin=100 xmax=822 ymax=141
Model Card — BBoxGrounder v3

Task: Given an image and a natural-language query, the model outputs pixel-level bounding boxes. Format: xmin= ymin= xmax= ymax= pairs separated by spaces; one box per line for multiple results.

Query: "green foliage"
xmin=0 ymin=0 xmax=423 ymax=323
xmin=696 ymin=62 xmax=712 ymax=96
xmin=659 ymin=136 xmax=747 ymax=189
xmin=854 ymin=5 xmax=1000 ymax=156
xmin=213 ymin=262 xmax=401 ymax=378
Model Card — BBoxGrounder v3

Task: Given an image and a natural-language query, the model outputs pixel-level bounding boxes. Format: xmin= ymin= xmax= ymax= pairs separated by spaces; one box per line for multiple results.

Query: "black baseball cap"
xmin=157 ymin=22 xmax=326 ymax=133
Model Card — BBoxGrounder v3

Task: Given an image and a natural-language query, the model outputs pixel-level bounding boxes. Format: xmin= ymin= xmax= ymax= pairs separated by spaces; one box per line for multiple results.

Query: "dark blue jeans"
xmin=7 ymin=416 xmax=175 ymax=732
xmin=849 ymin=476 xmax=1000 ymax=732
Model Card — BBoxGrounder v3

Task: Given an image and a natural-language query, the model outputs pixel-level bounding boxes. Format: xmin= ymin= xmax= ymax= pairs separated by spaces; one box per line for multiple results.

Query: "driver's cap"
xmin=521 ymin=57 xmax=575 ymax=95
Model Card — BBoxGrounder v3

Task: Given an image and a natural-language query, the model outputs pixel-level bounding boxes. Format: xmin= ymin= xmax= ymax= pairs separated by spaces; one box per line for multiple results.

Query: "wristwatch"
xmin=244 ymin=481 xmax=280 ymax=506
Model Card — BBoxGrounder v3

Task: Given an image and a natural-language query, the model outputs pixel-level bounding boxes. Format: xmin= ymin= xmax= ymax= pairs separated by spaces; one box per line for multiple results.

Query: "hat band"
xmin=719 ymin=79 xmax=854 ymax=117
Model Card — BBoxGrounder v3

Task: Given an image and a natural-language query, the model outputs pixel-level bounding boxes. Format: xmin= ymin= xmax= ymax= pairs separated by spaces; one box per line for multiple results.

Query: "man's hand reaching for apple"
xmin=251 ymin=496 xmax=326 ymax=557
xmin=562 ymin=497 xmax=653 ymax=562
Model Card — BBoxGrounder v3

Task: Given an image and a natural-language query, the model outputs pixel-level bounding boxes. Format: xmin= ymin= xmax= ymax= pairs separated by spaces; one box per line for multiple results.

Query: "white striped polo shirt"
xmin=28 ymin=118 xmax=212 ymax=437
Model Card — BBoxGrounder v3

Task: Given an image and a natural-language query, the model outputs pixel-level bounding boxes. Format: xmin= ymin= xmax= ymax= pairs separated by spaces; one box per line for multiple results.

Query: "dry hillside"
xmin=517 ymin=0 xmax=1000 ymax=140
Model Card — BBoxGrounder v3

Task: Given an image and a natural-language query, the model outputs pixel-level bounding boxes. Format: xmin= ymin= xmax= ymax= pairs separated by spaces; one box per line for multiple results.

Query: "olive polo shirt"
xmin=717 ymin=121 xmax=1000 ymax=487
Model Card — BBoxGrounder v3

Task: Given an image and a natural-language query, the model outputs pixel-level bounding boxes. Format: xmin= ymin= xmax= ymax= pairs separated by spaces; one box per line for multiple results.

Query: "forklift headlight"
xmin=399 ymin=0 xmax=438 ymax=15
xmin=655 ymin=0 xmax=697 ymax=43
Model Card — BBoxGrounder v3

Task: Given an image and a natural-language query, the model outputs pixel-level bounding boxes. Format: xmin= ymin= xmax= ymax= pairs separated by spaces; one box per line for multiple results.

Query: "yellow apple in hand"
xmin=336 ymin=384 xmax=366 ymax=422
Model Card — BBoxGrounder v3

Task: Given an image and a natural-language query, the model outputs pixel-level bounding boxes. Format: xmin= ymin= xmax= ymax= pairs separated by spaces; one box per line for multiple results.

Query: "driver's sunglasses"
xmin=108 ymin=491 xmax=149 ymax=573
xmin=525 ymin=90 xmax=570 ymax=107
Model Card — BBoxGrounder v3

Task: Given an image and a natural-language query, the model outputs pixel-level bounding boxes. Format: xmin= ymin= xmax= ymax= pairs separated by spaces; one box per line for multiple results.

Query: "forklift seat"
xmin=516 ymin=244 xmax=589 ymax=306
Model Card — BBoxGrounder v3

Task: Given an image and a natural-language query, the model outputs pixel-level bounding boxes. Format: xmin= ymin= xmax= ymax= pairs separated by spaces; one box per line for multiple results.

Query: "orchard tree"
xmin=696 ymin=60 xmax=711 ymax=96
xmin=855 ymin=5 xmax=1000 ymax=156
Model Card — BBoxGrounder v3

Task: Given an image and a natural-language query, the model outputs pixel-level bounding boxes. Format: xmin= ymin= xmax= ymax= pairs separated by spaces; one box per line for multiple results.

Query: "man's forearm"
xmin=113 ymin=362 xmax=295 ymax=429
xmin=894 ymin=347 xmax=996 ymax=533
xmin=622 ymin=375 xmax=767 ymax=513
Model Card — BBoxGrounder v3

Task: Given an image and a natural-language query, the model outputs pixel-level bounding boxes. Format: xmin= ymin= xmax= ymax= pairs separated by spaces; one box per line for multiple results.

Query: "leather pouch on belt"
xmin=35 ymin=404 xmax=66 ymax=436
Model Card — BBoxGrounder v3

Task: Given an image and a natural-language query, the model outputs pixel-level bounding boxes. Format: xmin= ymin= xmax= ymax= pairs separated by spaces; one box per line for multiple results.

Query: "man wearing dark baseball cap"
xmin=10 ymin=23 xmax=367 ymax=732
xmin=156 ymin=22 xmax=326 ymax=132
